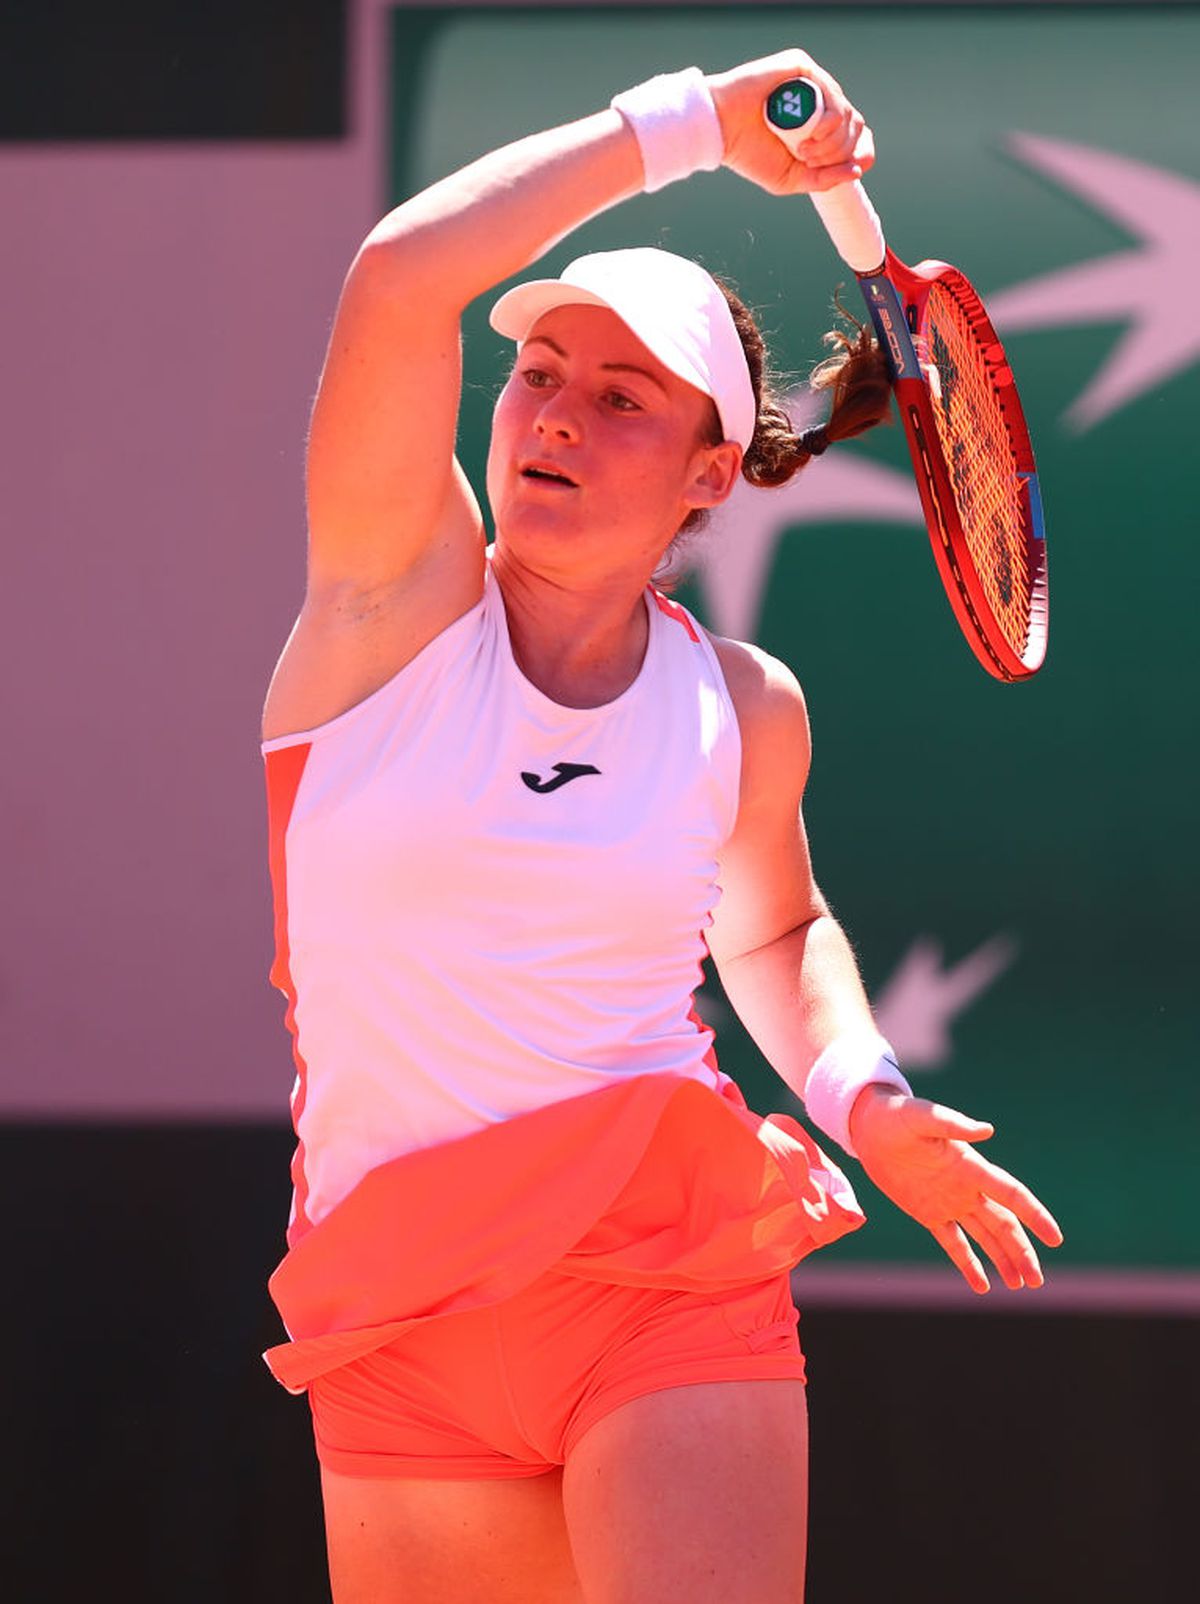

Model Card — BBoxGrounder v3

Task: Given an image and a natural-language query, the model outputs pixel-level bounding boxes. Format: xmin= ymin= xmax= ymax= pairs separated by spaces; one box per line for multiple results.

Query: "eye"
xmin=604 ymin=390 xmax=642 ymax=413
xmin=519 ymin=366 xmax=554 ymax=389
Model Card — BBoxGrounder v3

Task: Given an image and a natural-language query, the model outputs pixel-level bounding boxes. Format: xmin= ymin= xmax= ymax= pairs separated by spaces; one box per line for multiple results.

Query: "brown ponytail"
xmin=678 ymin=280 xmax=892 ymax=537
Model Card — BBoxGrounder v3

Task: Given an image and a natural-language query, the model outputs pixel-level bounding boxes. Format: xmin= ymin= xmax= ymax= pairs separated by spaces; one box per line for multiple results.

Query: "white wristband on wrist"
xmin=803 ymin=1033 xmax=913 ymax=1158
xmin=610 ymin=67 xmax=725 ymax=193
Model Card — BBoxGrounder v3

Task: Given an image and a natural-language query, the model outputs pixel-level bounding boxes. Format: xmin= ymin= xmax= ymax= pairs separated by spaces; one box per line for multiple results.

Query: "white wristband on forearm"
xmin=610 ymin=67 xmax=725 ymax=193
xmin=803 ymin=1033 xmax=913 ymax=1157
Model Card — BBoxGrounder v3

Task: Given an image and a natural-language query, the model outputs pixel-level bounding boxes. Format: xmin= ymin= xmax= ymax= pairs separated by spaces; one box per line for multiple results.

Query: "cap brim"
xmin=489 ymin=280 xmax=612 ymax=342
xmin=487 ymin=250 xmax=757 ymax=451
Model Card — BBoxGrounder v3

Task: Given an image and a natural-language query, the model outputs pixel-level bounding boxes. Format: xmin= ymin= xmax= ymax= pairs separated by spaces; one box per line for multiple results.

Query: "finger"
xmin=797 ymin=109 xmax=865 ymax=168
xmin=901 ymin=1100 xmax=996 ymax=1144
xmin=963 ymin=1201 xmax=1044 ymax=1291
xmin=801 ymin=105 xmax=850 ymax=152
xmin=988 ymin=1201 xmax=1045 ymax=1288
xmin=971 ymin=1157 xmax=1064 ymax=1247
xmin=796 ymin=119 xmax=873 ymax=181
xmin=852 ymin=123 xmax=875 ymax=174
xmin=929 ymin=1220 xmax=990 ymax=1295
xmin=796 ymin=130 xmax=856 ymax=169
xmin=803 ymin=160 xmax=867 ymax=193
xmin=962 ymin=1214 xmax=1024 ymax=1292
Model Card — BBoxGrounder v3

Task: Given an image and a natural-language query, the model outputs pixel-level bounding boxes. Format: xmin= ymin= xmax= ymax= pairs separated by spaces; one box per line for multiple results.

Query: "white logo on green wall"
xmin=989 ymin=137 xmax=1200 ymax=429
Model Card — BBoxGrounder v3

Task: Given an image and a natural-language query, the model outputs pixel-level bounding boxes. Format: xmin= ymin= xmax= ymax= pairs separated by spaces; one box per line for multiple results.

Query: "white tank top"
xmin=263 ymin=557 xmax=742 ymax=1234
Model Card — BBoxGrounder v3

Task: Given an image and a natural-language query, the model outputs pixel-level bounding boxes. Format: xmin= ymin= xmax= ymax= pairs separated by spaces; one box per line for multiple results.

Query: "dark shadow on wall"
xmin=3 ymin=1123 xmax=1195 ymax=1602
xmin=0 ymin=0 xmax=346 ymax=141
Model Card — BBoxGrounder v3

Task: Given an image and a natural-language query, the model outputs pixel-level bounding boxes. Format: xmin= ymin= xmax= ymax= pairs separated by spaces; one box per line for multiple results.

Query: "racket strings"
xmin=925 ymin=282 xmax=1031 ymax=654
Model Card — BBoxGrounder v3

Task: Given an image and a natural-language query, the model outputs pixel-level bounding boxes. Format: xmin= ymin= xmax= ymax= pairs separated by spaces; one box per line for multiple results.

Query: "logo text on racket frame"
xmin=865 ymin=279 xmax=922 ymax=383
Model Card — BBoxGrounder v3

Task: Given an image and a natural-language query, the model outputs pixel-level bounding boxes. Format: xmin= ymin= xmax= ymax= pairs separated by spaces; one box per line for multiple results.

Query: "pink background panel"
xmin=1 ymin=0 xmax=390 ymax=1115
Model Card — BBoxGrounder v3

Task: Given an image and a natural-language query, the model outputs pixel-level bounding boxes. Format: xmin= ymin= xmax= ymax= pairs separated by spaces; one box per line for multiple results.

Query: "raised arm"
xmin=708 ymin=636 xmax=1062 ymax=1292
xmin=305 ymin=112 xmax=644 ymax=600
xmin=264 ymin=50 xmax=873 ymax=738
xmin=304 ymin=47 xmax=870 ymax=595
xmin=263 ymin=113 xmax=646 ymax=739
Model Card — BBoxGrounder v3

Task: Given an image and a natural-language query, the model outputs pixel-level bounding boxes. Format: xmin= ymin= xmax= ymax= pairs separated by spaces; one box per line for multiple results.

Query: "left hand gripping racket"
xmin=765 ymin=79 xmax=1048 ymax=682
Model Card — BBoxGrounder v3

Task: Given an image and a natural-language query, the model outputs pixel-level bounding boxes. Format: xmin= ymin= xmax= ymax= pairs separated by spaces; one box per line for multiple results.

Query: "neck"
xmin=490 ymin=544 xmax=655 ymax=709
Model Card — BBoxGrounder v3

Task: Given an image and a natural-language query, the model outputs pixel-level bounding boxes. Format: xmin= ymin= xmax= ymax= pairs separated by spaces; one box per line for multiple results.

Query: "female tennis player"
xmin=261 ymin=47 xmax=1062 ymax=1604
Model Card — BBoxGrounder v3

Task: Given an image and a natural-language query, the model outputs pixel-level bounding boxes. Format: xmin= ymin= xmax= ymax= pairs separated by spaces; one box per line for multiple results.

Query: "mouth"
xmin=519 ymin=462 xmax=579 ymax=488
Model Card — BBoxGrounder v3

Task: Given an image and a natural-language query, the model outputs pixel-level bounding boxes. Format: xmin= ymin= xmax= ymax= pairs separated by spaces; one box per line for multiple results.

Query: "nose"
xmin=533 ymin=387 xmax=582 ymax=444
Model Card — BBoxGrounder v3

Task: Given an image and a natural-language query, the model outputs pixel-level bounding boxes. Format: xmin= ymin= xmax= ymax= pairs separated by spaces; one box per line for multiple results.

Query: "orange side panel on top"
xmin=264 ymin=743 xmax=315 ymax=1243
xmin=265 ymin=743 xmax=311 ymax=991
xmin=652 ymin=589 xmax=701 ymax=642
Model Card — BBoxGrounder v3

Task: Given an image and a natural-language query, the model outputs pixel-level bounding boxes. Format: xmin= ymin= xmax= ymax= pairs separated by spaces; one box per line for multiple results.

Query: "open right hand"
xmin=707 ymin=49 xmax=874 ymax=196
xmin=848 ymin=1085 xmax=1064 ymax=1294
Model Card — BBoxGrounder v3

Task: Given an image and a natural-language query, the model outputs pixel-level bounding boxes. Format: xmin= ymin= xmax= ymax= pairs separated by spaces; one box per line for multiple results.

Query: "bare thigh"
xmin=320 ymin=1464 xmax=585 ymax=1604
xmin=562 ymin=1379 xmax=809 ymax=1604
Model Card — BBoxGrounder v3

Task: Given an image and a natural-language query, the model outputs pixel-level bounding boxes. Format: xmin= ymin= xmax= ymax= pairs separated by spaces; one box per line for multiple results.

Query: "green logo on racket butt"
xmin=764 ymin=79 xmax=824 ymax=152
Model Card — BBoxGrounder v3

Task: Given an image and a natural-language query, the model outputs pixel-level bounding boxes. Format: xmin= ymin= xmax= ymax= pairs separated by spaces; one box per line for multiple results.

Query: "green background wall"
xmin=390 ymin=4 xmax=1199 ymax=1276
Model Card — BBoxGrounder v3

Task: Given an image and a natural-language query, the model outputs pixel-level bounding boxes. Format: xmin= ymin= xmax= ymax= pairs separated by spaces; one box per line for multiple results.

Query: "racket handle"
xmin=764 ymin=78 xmax=887 ymax=275
xmin=810 ymin=184 xmax=886 ymax=276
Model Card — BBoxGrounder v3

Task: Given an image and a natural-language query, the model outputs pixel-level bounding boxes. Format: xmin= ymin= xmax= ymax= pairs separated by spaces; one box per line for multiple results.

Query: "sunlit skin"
xmin=486 ymin=303 xmax=740 ymax=705
xmin=265 ymin=50 xmax=1064 ymax=1601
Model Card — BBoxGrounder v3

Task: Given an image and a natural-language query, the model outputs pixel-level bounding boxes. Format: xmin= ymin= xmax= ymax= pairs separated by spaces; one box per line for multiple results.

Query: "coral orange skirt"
xmin=265 ymin=1072 xmax=865 ymax=1400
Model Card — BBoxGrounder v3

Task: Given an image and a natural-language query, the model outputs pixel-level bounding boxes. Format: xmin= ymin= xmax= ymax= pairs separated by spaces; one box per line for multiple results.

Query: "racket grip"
xmin=764 ymin=78 xmax=886 ymax=275
xmin=810 ymin=183 xmax=886 ymax=276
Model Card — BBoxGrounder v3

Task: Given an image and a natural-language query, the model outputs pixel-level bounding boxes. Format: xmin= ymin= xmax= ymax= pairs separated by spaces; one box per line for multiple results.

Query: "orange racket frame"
xmin=872 ymin=250 xmax=1048 ymax=681
xmin=766 ymin=78 xmax=1049 ymax=681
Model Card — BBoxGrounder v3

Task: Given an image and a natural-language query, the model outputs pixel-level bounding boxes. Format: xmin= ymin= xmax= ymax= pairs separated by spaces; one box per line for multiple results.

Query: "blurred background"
xmin=3 ymin=2 xmax=1196 ymax=1598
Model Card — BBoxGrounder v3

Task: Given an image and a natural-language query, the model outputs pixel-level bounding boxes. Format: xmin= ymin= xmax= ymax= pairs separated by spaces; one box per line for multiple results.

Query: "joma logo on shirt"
xmin=521 ymin=763 xmax=601 ymax=794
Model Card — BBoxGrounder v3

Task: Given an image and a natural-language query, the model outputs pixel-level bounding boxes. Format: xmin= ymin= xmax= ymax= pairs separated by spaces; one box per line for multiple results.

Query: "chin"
xmin=497 ymin=495 xmax=583 ymax=541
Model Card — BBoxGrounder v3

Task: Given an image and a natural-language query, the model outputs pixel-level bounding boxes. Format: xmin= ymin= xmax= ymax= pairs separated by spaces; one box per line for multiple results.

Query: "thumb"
xmin=904 ymin=1100 xmax=995 ymax=1143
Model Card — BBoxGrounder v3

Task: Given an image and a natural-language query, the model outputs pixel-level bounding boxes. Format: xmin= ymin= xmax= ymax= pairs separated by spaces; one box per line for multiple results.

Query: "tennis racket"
xmin=765 ymin=79 xmax=1048 ymax=682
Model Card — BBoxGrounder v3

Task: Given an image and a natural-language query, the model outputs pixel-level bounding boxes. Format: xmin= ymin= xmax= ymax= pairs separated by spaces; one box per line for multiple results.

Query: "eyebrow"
xmin=522 ymin=334 xmax=669 ymax=395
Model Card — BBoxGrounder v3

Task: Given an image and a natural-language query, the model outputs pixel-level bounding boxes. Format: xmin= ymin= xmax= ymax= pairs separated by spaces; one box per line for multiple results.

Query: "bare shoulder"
xmin=703 ymin=632 xmax=823 ymax=965
xmin=708 ymin=633 xmax=812 ymax=801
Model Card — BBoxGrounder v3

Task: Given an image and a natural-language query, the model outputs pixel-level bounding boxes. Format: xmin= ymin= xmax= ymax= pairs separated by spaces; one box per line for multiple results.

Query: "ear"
xmin=682 ymin=440 xmax=742 ymax=513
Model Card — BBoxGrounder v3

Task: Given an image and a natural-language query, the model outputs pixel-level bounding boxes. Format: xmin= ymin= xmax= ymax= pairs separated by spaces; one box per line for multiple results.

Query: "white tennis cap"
xmin=489 ymin=247 xmax=757 ymax=453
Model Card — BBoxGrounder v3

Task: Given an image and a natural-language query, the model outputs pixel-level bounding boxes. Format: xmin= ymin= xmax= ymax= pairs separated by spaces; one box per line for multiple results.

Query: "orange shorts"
xmin=308 ymin=1265 xmax=805 ymax=1479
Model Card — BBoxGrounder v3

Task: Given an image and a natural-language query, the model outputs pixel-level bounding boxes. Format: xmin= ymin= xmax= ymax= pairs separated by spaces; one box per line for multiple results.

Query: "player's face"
xmin=486 ymin=304 xmax=739 ymax=581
